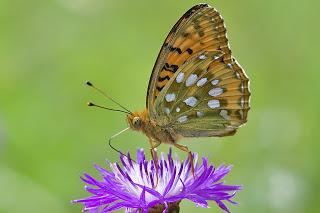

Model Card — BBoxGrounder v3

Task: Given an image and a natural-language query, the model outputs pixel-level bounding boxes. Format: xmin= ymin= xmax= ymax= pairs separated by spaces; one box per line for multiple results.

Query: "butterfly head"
xmin=127 ymin=110 xmax=148 ymax=131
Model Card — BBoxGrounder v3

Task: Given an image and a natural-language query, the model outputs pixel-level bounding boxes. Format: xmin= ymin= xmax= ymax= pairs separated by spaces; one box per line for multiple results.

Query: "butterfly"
xmin=87 ymin=4 xmax=250 ymax=174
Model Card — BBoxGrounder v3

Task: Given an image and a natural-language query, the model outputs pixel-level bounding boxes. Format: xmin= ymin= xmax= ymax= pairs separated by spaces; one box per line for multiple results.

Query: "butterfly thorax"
xmin=127 ymin=109 xmax=180 ymax=145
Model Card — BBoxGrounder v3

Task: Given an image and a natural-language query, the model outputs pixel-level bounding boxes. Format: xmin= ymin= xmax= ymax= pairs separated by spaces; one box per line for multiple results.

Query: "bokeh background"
xmin=1 ymin=0 xmax=319 ymax=212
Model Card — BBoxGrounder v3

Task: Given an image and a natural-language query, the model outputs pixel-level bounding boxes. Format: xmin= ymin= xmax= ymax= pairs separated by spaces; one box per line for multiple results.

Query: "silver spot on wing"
xmin=165 ymin=93 xmax=176 ymax=102
xmin=186 ymin=74 xmax=198 ymax=87
xmin=208 ymin=88 xmax=223 ymax=97
xmin=176 ymin=72 xmax=184 ymax=83
xmin=184 ymin=97 xmax=197 ymax=107
xmin=196 ymin=78 xmax=207 ymax=87
xmin=177 ymin=116 xmax=188 ymax=123
xmin=208 ymin=100 xmax=220 ymax=109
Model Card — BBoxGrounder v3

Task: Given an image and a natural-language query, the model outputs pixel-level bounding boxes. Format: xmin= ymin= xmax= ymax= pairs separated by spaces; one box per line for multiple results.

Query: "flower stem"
xmin=147 ymin=201 xmax=181 ymax=213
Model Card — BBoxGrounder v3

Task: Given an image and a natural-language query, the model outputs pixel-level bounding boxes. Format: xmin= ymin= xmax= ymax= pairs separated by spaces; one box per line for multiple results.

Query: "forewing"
xmin=147 ymin=4 xmax=250 ymax=137
xmin=147 ymin=4 xmax=229 ymax=118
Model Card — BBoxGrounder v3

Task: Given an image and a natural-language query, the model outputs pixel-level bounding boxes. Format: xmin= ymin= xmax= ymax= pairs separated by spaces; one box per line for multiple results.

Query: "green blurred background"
xmin=1 ymin=0 xmax=319 ymax=212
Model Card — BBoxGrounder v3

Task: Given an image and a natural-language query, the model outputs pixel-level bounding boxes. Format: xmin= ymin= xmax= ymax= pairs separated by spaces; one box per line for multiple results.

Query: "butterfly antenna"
xmin=87 ymin=102 xmax=131 ymax=115
xmin=86 ymin=81 xmax=132 ymax=114
xmin=108 ymin=127 xmax=136 ymax=163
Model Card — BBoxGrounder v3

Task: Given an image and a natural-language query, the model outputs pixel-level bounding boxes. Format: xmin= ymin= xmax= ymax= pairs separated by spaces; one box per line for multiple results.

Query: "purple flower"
xmin=73 ymin=148 xmax=242 ymax=213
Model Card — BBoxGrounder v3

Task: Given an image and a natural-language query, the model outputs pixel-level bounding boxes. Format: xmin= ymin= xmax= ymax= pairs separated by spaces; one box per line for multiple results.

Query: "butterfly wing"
xmin=147 ymin=4 xmax=250 ymax=136
xmin=156 ymin=51 xmax=250 ymax=137
xmin=147 ymin=4 xmax=227 ymax=117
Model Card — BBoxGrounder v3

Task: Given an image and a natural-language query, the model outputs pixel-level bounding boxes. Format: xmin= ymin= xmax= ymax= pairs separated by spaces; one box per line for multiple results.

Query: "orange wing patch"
xmin=154 ymin=6 xmax=229 ymax=99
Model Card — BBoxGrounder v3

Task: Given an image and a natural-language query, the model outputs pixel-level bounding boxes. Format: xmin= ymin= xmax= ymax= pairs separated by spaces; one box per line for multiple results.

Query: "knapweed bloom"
xmin=73 ymin=148 xmax=242 ymax=213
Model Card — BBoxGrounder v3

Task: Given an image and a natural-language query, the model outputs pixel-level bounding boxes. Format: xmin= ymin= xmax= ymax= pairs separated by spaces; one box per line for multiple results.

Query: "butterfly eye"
xmin=132 ymin=117 xmax=142 ymax=128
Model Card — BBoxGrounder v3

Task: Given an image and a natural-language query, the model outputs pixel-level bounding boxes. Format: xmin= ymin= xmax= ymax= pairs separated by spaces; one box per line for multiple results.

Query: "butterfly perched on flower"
xmin=87 ymin=4 xmax=250 ymax=172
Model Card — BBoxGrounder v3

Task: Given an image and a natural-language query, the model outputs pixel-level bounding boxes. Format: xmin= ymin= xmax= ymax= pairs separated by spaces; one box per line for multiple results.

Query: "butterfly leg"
xmin=173 ymin=143 xmax=196 ymax=179
xmin=149 ymin=139 xmax=161 ymax=187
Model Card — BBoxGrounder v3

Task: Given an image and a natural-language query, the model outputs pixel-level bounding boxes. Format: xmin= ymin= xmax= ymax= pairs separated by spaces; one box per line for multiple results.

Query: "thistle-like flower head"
xmin=73 ymin=148 xmax=242 ymax=213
